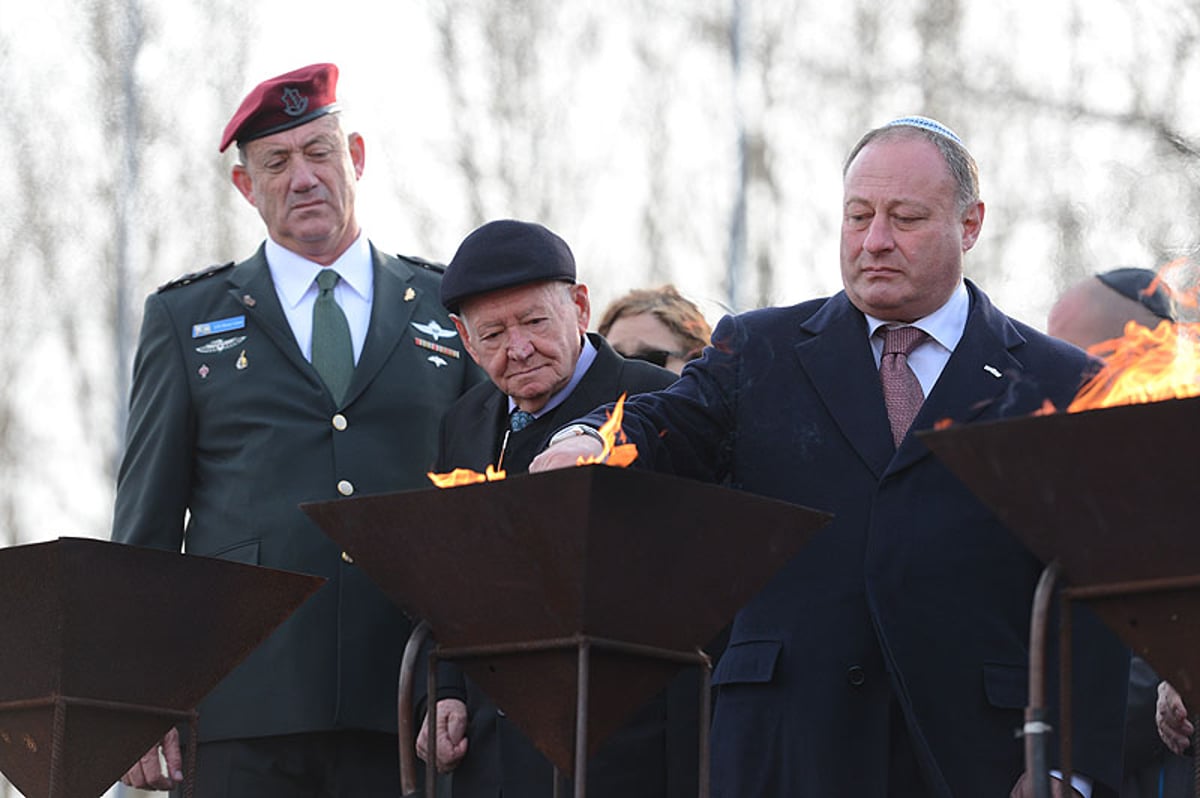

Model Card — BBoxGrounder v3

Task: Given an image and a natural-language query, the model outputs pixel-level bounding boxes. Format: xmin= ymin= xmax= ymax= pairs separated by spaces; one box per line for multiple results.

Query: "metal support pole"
xmin=424 ymin=633 xmax=712 ymax=798
xmin=1026 ymin=559 xmax=1060 ymax=798
xmin=574 ymin=637 xmax=591 ymax=798
xmin=399 ymin=620 xmax=432 ymax=797
xmin=426 ymin=649 xmax=439 ymax=798
xmin=699 ymin=650 xmax=712 ymax=798
xmin=1057 ymin=588 xmax=1074 ymax=789
xmin=1192 ymin=722 xmax=1199 ymax=798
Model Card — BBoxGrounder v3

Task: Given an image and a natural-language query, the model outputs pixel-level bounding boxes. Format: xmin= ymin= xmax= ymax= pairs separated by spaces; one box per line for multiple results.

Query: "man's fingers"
xmin=121 ymin=736 xmax=184 ymax=791
xmin=162 ymin=727 xmax=185 ymax=782
xmin=415 ymin=718 xmax=430 ymax=761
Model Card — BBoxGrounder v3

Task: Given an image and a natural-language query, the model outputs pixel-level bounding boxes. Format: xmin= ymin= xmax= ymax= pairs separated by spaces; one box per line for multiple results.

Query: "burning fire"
xmin=1066 ymin=319 xmax=1200 ymax=412
xmin=426 ymin=394 xmax=638 ymax=488
xmin=427 ymin=464 xmax=507 ymax=488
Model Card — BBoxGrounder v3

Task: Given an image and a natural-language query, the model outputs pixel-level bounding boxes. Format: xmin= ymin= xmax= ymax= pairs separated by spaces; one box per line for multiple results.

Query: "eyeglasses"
xmin=619 ymin=348 xmax=692 ymax=368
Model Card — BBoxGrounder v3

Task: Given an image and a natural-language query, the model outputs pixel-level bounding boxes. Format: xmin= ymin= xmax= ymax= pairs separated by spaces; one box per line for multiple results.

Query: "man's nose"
xmin=863 ymin=215 xmax=895 ymax=253
xmin=507 ymin=332 xmax=534 ymax=359
xmin=288 ymin=159 xmax=320 ymax=192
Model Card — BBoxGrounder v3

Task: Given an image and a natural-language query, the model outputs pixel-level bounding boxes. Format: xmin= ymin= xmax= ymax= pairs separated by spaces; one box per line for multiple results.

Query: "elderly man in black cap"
xmin=113 ymin=63 xmax=480 ymax=796
xmin=416 ymin=219 xmax=698 ymax=798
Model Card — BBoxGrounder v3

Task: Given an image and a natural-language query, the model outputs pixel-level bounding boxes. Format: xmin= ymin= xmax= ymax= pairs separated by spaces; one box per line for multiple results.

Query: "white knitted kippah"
xmin=885 ymin=115 xmax=964 ymax=146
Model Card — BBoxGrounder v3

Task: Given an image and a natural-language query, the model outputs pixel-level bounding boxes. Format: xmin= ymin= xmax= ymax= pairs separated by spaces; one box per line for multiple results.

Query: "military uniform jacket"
xmin=576 ymin=282 xmax=1130 ymax=797
xmin=113 ymin=243 xmax=482 ymax=742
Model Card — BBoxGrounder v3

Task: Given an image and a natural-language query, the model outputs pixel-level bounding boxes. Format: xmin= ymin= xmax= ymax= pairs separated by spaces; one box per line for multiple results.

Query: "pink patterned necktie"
xmin=879 ymin=326 xmax=930 ymax=448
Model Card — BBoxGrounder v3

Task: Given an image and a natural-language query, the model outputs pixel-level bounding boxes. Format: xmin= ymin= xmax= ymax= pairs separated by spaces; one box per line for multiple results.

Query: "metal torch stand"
xmin=1027 ymin=560 xmax=1200 ymax=798
xmin=0 ymin=695 xmax=198 ymax=798
xmin=423 ymin=634 xmax=712 ymax=798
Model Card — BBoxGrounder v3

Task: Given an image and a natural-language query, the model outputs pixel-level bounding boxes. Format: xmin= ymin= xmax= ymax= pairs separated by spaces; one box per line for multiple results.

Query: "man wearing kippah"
xmin=532 ymin=119 xmax=1131 ymax=796
xmin=1048 ymin=270 xmax=1190 ymax=798
xmin=415 ymin=219 xmax=696 ymax=797
xmin=112 ymin=63 xmax=481 ymax=796
xmin=1048 ymin=267 xmax=1176 ymax=348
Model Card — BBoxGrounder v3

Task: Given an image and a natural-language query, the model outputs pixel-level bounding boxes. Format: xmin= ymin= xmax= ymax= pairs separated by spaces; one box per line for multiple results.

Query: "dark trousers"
xmin=170 ymin=730 xmax=401 ymax=798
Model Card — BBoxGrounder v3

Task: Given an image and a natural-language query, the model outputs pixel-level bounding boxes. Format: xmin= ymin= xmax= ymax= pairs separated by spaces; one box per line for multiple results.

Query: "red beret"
xmin=219 ymin=63 xmax=340 ymax=153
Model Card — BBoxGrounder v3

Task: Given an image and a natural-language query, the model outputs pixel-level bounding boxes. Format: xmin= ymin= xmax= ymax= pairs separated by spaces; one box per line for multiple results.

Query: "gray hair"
xmin=842 ymin=122 xmax=980 ymax=212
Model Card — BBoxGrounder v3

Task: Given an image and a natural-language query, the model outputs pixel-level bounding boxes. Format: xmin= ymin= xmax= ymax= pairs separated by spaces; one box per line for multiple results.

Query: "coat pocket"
xmin=197 ymin=538 xmax=261 ymax=565
xmin=712 ymin=639 xmax=783 ymax=686
xmin=982 ymin=661 xmax=1028 ymax=708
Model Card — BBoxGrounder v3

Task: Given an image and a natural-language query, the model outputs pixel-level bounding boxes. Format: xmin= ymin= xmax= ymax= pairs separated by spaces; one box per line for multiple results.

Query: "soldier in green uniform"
xmin=112 ymin=62 xmax=481 ymax=796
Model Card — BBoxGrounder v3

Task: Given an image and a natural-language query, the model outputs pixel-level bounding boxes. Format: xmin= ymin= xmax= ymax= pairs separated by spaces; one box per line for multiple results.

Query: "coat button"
xmin=846 ymin=665 xmax=866 ymax=687
xmin=341 ymin=551 xmax=354 ymax=564
xmin=332 ymin=413 xmax=348 ymax=431
xmin=337 ymin=480 xmax=354 ymax=496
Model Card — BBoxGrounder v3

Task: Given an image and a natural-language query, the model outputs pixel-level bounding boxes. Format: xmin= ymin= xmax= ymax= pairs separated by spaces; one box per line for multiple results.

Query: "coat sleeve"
xmin=584 ymin=313 xmax=742 ymax=482
xmin=111 ymin=293 xmax=195 ymax=551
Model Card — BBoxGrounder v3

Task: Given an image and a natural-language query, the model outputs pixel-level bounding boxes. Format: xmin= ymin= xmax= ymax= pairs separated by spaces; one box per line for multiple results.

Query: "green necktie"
xmin=312 ymin=269 xmax=354 ymax=404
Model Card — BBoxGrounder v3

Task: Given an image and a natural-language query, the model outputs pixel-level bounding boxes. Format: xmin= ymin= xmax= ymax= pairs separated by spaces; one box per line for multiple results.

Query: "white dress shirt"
xmin=863 ymin=279 xmax=969 ymax=397
xmin=265 ymin=233 xmax=374 ymax=364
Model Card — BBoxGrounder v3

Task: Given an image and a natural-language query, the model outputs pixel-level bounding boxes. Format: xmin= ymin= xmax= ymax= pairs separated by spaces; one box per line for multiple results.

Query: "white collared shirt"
xmin=266 ymin=233 xmax=374 ymax=364
xmin=863 ymin=280 xmax=970 ymax=397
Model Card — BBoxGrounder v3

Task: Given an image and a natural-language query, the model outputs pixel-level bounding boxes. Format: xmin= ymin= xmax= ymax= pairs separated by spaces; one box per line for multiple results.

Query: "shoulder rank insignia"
xmin=398 ymin=253 xmax=446 ymax=274
xmin=157 ymin=261 xmax=235 ymax=293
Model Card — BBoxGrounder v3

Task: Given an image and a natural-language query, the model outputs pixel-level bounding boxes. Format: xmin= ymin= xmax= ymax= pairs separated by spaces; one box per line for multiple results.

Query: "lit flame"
xmin=1065 ymin=319 xmax=1200 ymax=412
xmin=425 ymin=395 xmax=638 ymax=488
xmin=426 ymin=464 xmax=507 ymax=488
xmin=575 ymin=394 xmax=638 ymax=467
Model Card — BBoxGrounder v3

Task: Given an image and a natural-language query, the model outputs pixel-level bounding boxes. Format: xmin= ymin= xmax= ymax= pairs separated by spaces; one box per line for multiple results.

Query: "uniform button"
xmin=337 ymin=480 xmax=354 ymax=496
xmin=341 ymin=551 xmax=354 ymax=564
xmin=846 ymin=665 xmax=866 ymax=687
xmin=332 ymin=414 xmax=348 ymax=431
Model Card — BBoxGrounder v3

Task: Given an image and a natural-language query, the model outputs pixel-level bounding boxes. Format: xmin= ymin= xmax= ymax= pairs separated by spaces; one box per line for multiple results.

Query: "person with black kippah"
xmin=1049 ymin=268 xmax=1190 ymax=798
xmin=1048 ymin=267 xmax=1176 ymax=348
xmin=415 ymin=219 xmax=699 ymax=798
xmin=112 ymin=63 xmax=482 ymax=796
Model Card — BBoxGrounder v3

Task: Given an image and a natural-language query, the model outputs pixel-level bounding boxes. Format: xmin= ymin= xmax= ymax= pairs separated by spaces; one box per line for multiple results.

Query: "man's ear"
xmin=231 ymin=165 xmax=256 ymax=207
xmin=451 ymin=315 xmax=480 ymax=365
xmin=961 ymin=200 xmax=985 ymax=252
xmin=571 ymin=284 xmax=591 ymax=333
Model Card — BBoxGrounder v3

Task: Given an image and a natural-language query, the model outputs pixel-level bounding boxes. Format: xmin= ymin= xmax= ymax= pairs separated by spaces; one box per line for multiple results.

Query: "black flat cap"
xmin=1096 ymin=267 xmax=1177 ymax=321
xmin=441 ymin=220 xmax=576 ymax=312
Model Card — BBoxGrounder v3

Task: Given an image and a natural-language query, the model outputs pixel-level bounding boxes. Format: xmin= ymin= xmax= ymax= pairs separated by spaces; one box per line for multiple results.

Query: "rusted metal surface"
xmin=1064 ymin=576 xmax=1200 ymax=715
xmin=303 ymin=464 xmax=831 ymax=781
xmin=919 ymin=396 xmax=1200 ymax=706
xmin=0 ymin=537 xmax=324 ymax=798
xmin=918 ymin=396 xmax=1200 ymax=587
xmin=920 ymin=395 xmax=1200 ymax=796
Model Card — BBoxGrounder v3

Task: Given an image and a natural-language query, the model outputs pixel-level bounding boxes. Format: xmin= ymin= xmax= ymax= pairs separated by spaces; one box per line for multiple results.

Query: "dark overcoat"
xmin=577 ymin=282 xmax=1130 ymax=797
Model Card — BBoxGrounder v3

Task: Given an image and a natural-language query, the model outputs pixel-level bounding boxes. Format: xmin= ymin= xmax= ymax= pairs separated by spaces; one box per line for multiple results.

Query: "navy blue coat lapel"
xmin=893 ymin=282 xmax=1029 ymax=472
xmin=794 ymin=292 xmax=894 ymax=480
